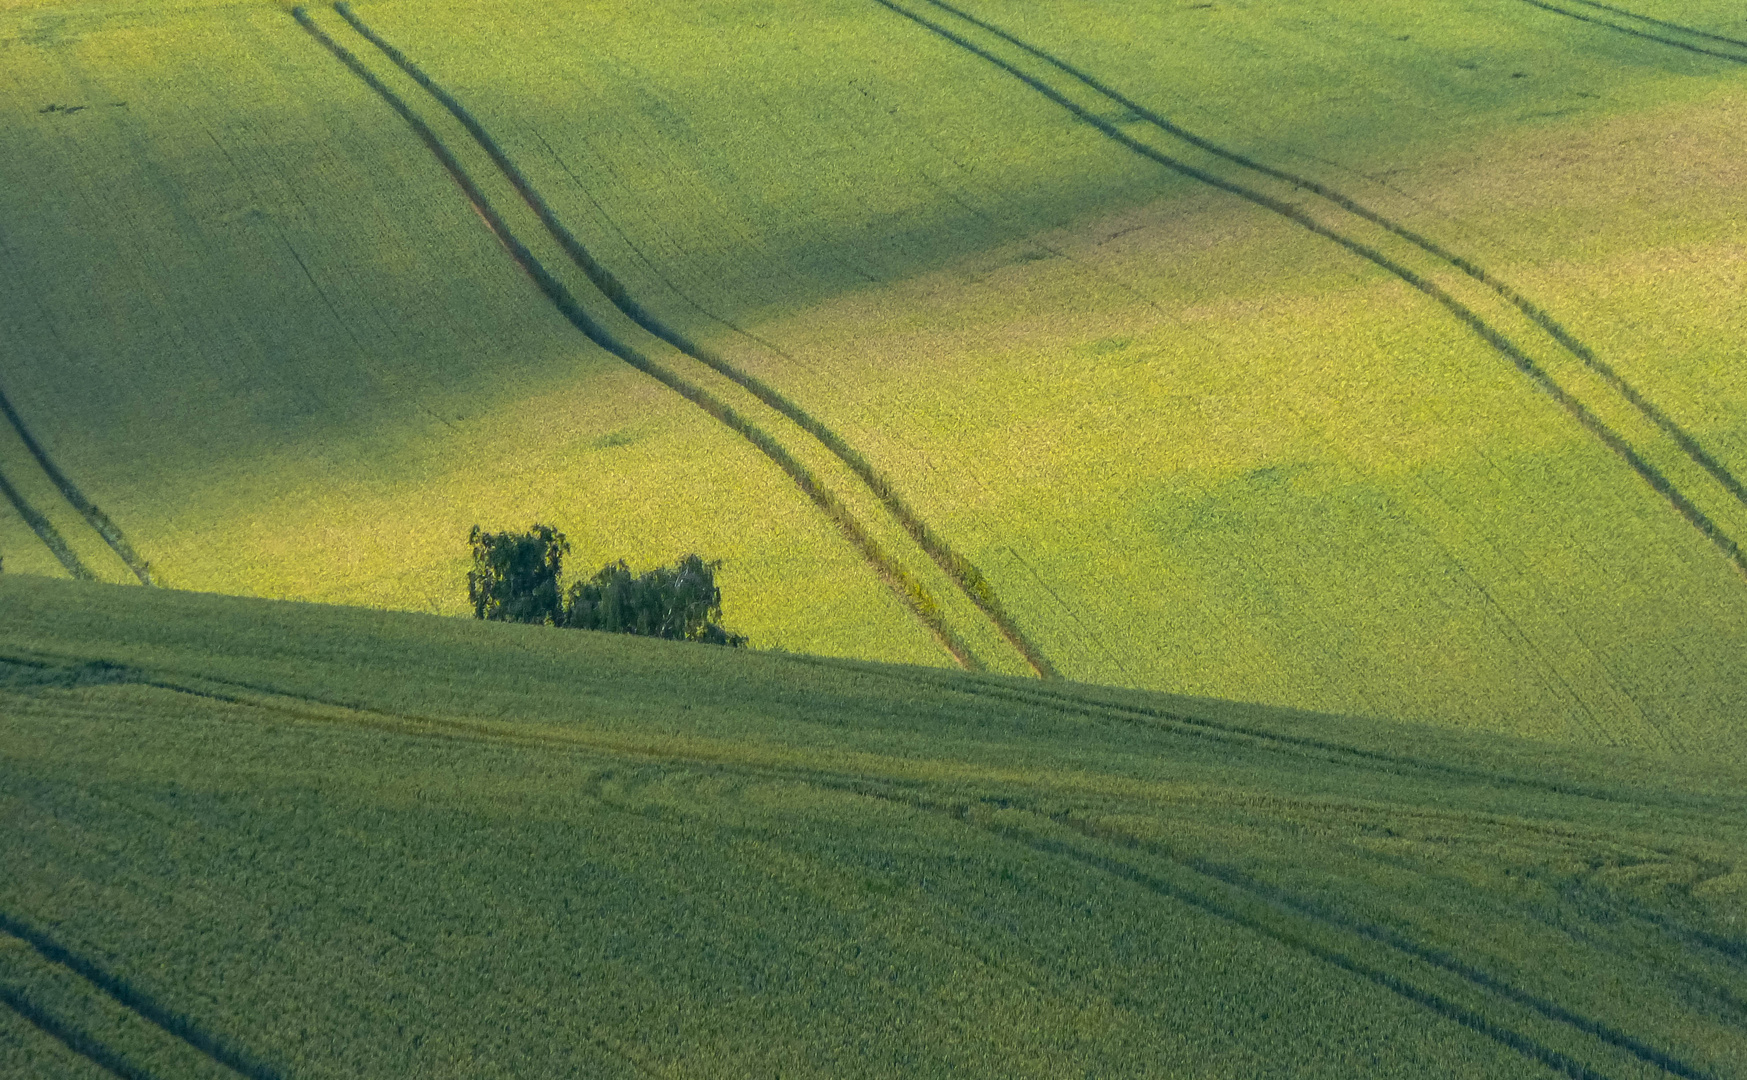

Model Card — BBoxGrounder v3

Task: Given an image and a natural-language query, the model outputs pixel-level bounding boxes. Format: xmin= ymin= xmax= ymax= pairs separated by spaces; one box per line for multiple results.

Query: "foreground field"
xmin=2 ymin=574 xmax=1744 ymax=1078
xmin=2 ymin=0 xmax=1746 ymax=737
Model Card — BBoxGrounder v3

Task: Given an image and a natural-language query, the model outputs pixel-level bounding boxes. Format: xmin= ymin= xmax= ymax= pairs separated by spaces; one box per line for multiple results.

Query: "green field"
xmin=5 ymin=2 xmax=1747 ymax=1072
xmin=2 ymin=0 xmax=1746 ymax=738
xmin=2 ymin=573 xmax=1745 ymax=1077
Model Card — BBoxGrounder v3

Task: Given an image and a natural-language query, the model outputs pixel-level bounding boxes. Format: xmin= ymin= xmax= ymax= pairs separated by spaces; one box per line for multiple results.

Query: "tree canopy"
xmin=467 ymin=524 xmax=746 ymax=647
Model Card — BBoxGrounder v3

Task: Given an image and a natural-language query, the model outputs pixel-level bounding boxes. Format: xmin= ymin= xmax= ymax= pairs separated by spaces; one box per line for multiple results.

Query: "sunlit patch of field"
xmin=1 ymin=0 xmax=1744 ymax=738
xmin=0 ymin=0 xmax=950 ymax=664
xmin=2 ymin=575 xmax=1744 ymax=1078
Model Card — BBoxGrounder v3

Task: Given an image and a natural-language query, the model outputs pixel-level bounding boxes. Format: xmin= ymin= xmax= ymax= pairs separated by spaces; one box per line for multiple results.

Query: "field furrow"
xmin=872 ymin=0 xmax=1747 ymax=586
xmin=1060 ymin=821 xmax=1713 ymax=1080
xmin=0 ymin=983 xmax=146 ymax=1080
xmin=131 ymin=661 xmax=1733 ymax=1077
xmin=1557 ymin=0 xmax=1747 ymax=47
xmin=578 ymin=762 xmax=1640 ymax=1080
xmin=4 ymin=0 xmax=1743 ymax=727
xmin=290 ymin=6 xmax=993 ymax=670
xmin=326 ymin=1 xmax=1057 ymax=679
xmin=19 ymin=638 xmax=1722 ymax=1079
xmin=4 ymin=1 xmax=1747 ymax=1070
xmin=0 ymin=997 xmax=115 ymax=1080
xmin=8 ymin=574 xmax=1744 ymax=1075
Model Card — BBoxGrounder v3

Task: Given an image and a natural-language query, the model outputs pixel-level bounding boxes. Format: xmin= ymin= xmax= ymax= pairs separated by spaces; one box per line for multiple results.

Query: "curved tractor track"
xmin=0 ymin=463 xmax=92 ymax=581
xmin=325 ymin=2 xmax=1055 ymax=679
xmin=0 ymin=386 xmax=151 ymax=584
xmin=69 ymin=654 xmax=1723 ymax=1080
xmin=1514 ymin=0 xmax=1747 ymax=63
xmin=291 ymin=6 xmax=1048 ymax=671
xmin=873 ymin=0 xmax=1747 ymax=583
xmin=292 ymin=6 xmax=1040 ymax=674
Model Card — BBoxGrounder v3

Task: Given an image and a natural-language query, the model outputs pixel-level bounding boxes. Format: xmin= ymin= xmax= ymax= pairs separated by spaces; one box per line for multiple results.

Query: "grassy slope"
xmin=2 ymin=573 xmax=1745 ymax=1078
xmin=0 ymin=0 xmax=945 ymax=665
xmin=0 ymin=0 xmax=1744 ymax=737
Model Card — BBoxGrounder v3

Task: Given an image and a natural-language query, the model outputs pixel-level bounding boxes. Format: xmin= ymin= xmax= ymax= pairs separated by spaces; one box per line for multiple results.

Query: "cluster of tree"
xmin=466 ymin=524 xmax=747 ymax=647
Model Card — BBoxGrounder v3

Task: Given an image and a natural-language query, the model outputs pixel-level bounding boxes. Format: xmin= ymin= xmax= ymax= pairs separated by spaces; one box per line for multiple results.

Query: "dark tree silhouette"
xmin=563 ymin=554 xmax=747 ymax=646
xmin=466 ymin=525 xmax=746 ymax=646
xmin=467 ymin=524 xmax=568 ymax=625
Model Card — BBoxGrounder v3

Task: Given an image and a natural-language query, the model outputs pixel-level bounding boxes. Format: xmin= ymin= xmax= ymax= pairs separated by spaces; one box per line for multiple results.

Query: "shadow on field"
xmin=329 ymin=0 xmax=1056 ymax=681
xmin=872 ymin=0 xmax=1747 ymax=585
xmin=290 ymin=3 xmax=1070 ymax=677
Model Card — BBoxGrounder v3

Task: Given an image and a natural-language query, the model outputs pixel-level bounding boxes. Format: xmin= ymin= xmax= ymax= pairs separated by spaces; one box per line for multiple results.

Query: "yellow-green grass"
xmin=2 ymin=573 xmax=1745 ymax=1078
xmin=1 ymin=0 xmax=1744 ymax=737
xmin=0 ymin=0 xmax=949 ymax=665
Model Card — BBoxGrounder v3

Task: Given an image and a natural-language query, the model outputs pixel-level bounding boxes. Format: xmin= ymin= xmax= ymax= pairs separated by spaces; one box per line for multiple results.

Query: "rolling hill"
xmin=5 ymin=2 xmax=1747 ymax=1075
xmin=2 ymin=573 xmax=1745 ymax=1077
xmin=1 ymin=0 xmax=1745 ymax=738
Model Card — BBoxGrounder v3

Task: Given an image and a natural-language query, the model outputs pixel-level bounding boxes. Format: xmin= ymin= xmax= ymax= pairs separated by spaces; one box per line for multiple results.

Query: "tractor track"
xmin=0 ymin=464 xmax=93 ymax=580
xmin=776 ymin=650 xmax=1742 ymax=815
xmin=327 ymin=2 xmax=1055 ymax=680
xmin=872 ymin=0 xmax=1747 ymax=583
xmin=0 ymin=981 xmax=155 ymax=1080
xmin=0 ymin=912 xmax=283 ymax=1080
xmin=27 ymin=658 xmax=1709 ymax=1080
xmin=581 ymin=758 xmax=1671 ymax=1080
xmin=1513 ymin=0 xmax=1747 ymax=62
xmin=291 ymin=6 xmax=985 ymax=671
xmin=1555 ymin=0 xmax=1747 ymax=48
xmin=1065 ymin=819 xmax=1719 ymax=1080
xmin=0 ymin=386 xmax=150 ymax=584
xmin=914 ymin=0 xmax=1747 ymax=518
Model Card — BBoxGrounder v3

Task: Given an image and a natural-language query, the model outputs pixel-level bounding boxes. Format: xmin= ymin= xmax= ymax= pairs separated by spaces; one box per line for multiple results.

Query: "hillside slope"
xmin=2 ymin=574 xmax=1744 ymax=1078
xmin=2 ymin=0 xmax=1745 ymax=737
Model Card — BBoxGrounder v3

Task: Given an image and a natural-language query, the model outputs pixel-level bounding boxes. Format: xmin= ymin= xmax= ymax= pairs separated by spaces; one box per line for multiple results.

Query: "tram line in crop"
xmin=870 ymin=0 xmax=1747 ymax=584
